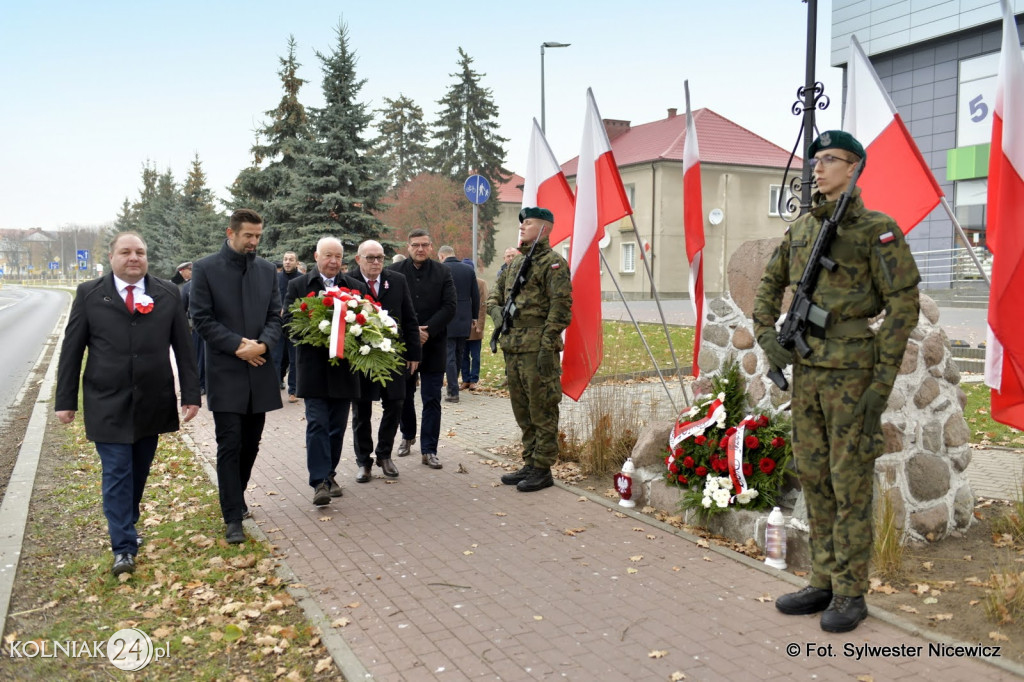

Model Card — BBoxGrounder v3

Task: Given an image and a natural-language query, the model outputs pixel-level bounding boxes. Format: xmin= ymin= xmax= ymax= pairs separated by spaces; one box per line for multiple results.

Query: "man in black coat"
xmin=274 ymin=251 xmax=303 ymax=402
xmin=283 ymin=236 xmax=367 ymax=504
xmin=56 ymin=232 xmax=201 ymax=576
xmin=348 ymin=239 xmax=422 ymax=482
xmin=438 ymin=245 xmax=479 ymax=403
xmin=387 ymin=229 xmax=457 ymax=469
xmin=190 ymin=209 xmax=283 ymax=543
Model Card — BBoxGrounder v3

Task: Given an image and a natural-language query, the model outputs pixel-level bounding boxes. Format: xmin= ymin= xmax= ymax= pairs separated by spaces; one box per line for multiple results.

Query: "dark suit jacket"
xmin=348 ymin=268 xmax=422 ymax=400
xmin=283 ymin=268 xmax=368 ymax=400
xmin=387 ymin=258 xmax=456 ymax=373
xmin=190 ymin=240 xmax=283 ymax=414
xmin=442 ymin=257 xmax=480 ymax=339
xmin=56 ymin=273 xmax=201 ymax=443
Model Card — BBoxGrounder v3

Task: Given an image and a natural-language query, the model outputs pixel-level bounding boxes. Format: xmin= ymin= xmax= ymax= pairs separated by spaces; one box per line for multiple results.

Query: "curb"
xmin=180 ymin=433 xmax=375 ymax=682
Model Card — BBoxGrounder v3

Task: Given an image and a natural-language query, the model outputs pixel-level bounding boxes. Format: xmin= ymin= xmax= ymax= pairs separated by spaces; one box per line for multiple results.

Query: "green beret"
xmin=518 ymin=206 xmax=555 ymax=224
xmin=808 ymin=130 xmax=866 ymax=164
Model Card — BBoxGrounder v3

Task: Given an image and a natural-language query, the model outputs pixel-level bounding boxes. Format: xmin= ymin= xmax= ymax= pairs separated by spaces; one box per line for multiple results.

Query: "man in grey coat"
xmin=190 ymin=209 xmax=283 ymax=543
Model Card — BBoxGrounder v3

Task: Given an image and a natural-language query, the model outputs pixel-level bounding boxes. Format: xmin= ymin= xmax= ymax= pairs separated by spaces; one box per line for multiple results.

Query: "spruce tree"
xmin=278 ymin=21 xmax=389 ymax=261
xmin=373 ymin=94 xmax=430 ymax=189
xmin=177 ymin=154 xmax=225 ymax=261
xmin=229 ymin=35 xmax=312 ymax=254
xmin=429 ymin=48 xmax=509 ymax=265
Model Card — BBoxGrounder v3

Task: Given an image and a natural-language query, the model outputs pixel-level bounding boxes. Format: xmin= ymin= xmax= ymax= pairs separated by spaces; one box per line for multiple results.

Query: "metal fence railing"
xmin=914 ymin=247 xmax=991 ymax=306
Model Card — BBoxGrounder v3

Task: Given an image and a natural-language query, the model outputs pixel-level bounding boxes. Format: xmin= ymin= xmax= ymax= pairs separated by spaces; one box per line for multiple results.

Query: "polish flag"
xmin=522 ymin=118 xmax=576 ymax=246
xmin=985 ymin=0 xmax=1024 ymax=432
xmin=844 ymin=34 xmax=944 ymax=233
xmin=682 ymin=81 xmax=705 ymax=376
xmin=562 ymin=88 xmax=633 ymax=400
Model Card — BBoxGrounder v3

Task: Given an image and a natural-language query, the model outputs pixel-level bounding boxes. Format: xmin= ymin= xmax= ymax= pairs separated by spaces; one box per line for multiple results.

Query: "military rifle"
xmin=489 ymin=229 xmax=546 ymax=353
xmin=767 ymin=159 xmax=866 ymax=391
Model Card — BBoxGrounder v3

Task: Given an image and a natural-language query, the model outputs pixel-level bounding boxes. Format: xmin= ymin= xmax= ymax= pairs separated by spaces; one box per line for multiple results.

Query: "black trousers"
xmin=213 ymin=410 xmax=266 ymax=523
xmin=352 ymin=397 xmax=404 ymax=467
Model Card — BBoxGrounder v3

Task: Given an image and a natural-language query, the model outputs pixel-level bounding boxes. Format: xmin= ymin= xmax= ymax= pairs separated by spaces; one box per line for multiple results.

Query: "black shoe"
xmin=313 ymin=481 xmax=332 ymax=506
xmin=329 ymin=474 xmax=344 ymax=497
xmin=501 ymin=464 xmax=533 ymax=486
xmin=226 ymin=521 xmax=245 ymax=544
xmin=516 ymin=467 xmax=553 ymax=492
xmin=445 ymin=394 xmax=459 ymax=403
xmin=397 ymin=438 xmax=415 ymax=457
xmin=379 ymin=459 xmax=399 ymax=478
xmin=776 ymin=586 xmax=833 ymax=615
xmin=356 ymin=466 xmax=372 ymax=483
xmin=820 ymin=595 xmax=868 ymax=632
xmin=112 ymin=553 xmax=135 ymax=576
xmin=422 ymin=453 xmax=442 ymax=469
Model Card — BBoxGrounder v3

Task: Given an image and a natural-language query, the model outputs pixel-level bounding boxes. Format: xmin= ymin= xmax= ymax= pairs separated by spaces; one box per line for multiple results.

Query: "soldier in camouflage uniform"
xmin=753 ymin=131 xmax=920 ymax=633
xmin=487 ymin=207 xmax=573 ymax=492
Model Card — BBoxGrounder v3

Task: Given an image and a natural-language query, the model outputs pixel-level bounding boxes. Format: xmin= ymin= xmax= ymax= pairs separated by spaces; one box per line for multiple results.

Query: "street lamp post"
xmin=540 ymin=41 xmax=570 ymax=134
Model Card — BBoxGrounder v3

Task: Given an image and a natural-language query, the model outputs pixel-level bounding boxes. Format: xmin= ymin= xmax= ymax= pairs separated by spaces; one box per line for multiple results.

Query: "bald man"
xmin=283 ymin=237 xmax=368 ymax=506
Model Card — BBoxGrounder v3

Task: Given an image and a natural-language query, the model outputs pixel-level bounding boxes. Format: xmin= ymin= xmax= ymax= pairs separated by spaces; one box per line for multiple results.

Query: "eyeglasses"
xmin=809 ymin=154 xmax=855 ymax=169
xmin=362 ymin=255 xmax=385 ymax=262
xmin=409 ymin=242 xmax=431 ymax=250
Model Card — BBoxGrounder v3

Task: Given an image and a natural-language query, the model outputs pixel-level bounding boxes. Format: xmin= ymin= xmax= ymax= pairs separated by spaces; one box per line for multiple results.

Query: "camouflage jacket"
xmin=753 ymin=189 xmax=920 ymax=386
xmin=486 ymin=236 xmax=573 ymax=353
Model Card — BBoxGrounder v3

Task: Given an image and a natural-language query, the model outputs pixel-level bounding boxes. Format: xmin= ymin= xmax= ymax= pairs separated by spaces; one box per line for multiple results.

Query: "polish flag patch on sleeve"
xmin=550 ymin=263 xmax=561 ymax=269
xmin=879 ymin=231 xmax=896 ymax=244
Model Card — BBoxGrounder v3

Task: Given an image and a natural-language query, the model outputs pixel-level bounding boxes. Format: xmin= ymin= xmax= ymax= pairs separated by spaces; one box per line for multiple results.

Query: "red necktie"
xmin=125 ymin=285 xmax=135 ymax=312
xmin=369 ymin=280 xmax=378 ymax=298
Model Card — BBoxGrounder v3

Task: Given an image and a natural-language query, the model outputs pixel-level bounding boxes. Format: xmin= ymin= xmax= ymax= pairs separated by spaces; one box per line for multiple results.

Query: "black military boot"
xmin=775 ymin=585 xmax=833 ymax=615
xmin=501 ymin=464 xmax=533 ymax=486
xmin=516 ymin=467 xmax=553 ymax=492
xmin=820 ymin=595 xmax=867 ymax=632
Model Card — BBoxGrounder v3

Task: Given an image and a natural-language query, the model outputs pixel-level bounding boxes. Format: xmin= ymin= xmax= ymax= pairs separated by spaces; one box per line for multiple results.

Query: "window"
xmin=624 ymin=183 xmax=636 ymax=208
xmin=561 ymin=243 xmax=570 ymax=261
xmin=621 ymin=242 xmax=636 ymax=273
xmin=769 ymin=185 xmax=795 ymax=217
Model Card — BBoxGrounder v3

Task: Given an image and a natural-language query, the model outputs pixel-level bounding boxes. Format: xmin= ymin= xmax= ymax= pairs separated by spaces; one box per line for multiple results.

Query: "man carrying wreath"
xmin=284 ymin=236 xmax=368 ymax=506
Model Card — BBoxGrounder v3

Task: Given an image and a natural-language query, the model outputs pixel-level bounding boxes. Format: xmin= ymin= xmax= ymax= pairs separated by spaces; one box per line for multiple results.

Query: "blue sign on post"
xmin=463 ymin=174 xmax=491 ymax=205
xmin=49 ymin=261 xmax=60 ymax=270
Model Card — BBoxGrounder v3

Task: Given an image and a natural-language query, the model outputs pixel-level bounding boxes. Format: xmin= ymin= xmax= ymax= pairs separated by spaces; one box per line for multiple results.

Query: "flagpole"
xmin=598 ymin=249 xmax=680 ymax=412
xmin=939 ymin=197 xmax=991 ymax=286
xmin=623 ymin=214 xmax=686 ymax=392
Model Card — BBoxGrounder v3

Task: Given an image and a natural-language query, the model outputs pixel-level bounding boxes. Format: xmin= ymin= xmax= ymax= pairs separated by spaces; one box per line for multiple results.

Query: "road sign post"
xmin=463 ymin=174 xmax=490 ymax=267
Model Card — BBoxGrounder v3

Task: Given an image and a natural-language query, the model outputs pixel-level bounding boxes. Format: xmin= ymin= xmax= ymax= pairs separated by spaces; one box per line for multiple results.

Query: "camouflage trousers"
xmin=791 ymin=364 xmax=882 ymax=597
xmin=504 ymin=350 xmax=562 ymax=469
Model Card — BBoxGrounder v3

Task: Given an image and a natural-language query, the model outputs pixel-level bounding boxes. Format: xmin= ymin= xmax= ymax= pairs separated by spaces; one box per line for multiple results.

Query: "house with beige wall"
xmin=491 ymin=108 xmax=797 ymax=300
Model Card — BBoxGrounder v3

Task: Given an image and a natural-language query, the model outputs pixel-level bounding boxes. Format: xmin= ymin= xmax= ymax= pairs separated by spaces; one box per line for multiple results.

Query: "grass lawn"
xmin=961 ymin=380 xmax=1024 ymax=449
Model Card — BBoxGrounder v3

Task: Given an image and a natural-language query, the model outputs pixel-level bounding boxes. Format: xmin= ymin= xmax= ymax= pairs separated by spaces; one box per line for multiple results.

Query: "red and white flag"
xmin=844 ymin=34 xmax=944 ymax=233
xmin=522 ymin=118 xmax=576 ymax=246
xmin=562 ymin=88 xmax=633 ymax=401
xmin=682 ymin=81 xmax=705 ymax=376
xmin=985 ymin=0 xmax=1024 ymax=432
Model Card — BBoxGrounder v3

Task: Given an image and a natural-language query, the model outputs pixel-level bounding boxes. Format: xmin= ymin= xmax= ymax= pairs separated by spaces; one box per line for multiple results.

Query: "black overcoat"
xmin=442 ymin=256 xmax=480 ymax=338
xmin=283 ymin=268 xmax=368 ymax=400
xmin=347 ymin=268 xmax=422 ymax=400
xmin=189 ymin=241 xmax=283 ymax=414
xmin=55 ymin=273 xmax=201 ymax=443
xmin=386 ymin=258 xmax=456 ymax=373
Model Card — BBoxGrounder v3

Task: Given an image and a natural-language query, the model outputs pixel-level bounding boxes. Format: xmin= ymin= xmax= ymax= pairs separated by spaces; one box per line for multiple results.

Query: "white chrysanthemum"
xmin=318 ymin=320 xmax=331 ymax=333
xmin=380 ymin=338 xmax=392 ymax=353
xmin=379 ymin=313 xmax=395 ymax=327
xmin=351 ymin=324 xmax=363 ymax=336
xmin=359 ymin=345 xmax=371 ymax=355
xmin=713 ymin=488 xmax=731 ymax=507
xmin=345 ymin=310 xmax=356 ymax=323
xmin=702 ymin=496 xmax=713 ymax=509
xmin=370 ymin=337 xmax=382 ymax=348
xmin=736 ymin=489 xmax=759 ymax=504
xmin=347 ymin=299 xmax=358 ymax=308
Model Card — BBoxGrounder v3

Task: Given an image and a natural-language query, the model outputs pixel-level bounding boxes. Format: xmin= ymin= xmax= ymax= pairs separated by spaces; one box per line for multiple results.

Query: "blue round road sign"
xmin=463 ymin=174 xmax=491 ymax=205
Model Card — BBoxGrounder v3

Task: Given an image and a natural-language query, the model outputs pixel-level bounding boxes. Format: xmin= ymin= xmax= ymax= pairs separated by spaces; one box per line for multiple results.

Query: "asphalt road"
xmin=0 ymin=285 xmax=68 ymax=420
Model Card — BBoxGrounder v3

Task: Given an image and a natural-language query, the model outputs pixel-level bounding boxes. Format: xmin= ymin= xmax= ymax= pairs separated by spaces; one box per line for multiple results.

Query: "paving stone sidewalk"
xmin=182 ymin=387 xmax=1020 ymax=681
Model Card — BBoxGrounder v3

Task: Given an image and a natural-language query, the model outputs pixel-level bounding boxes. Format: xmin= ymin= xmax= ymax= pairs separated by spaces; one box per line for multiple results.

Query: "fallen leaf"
xmin=318 ymin=516 xmax=332 ymax=522
xmin=696 ymin=538 xmax=709 ymax=549
xmin=670 ymin=673 xmax=686 ymax=681
xmin=627 ymin=568 xmax=639 ymax=574
xmin=911 ymin=583 xmax=930 ymax=595
xmin=494 ymin=512 xmax=507 ymax=517
xmin=533 ymin=615 xmax=543 ymax=621
xmin=613 ymin=512 xmax=627 ymax=518
xmin=755 ymin=594 xmax=772 ymax=603
xmin=898 ymin=605 xmax=919 ymax=614
xmin=990 ymin=631 xmax=1010 ymax=642
xmin=921 ymin=561 xmax=934 ymax=572
xmin=929 ymin=613 xmax=953 ymax=622
xmin=648 ymin=650 xmax=668 ymax=659
xmin=629 ymin=555 xmax=643 ymax=562
xmin=702 ymin=556 xmax=712 ymax=562
xmin=331 ymin=618 xmax=350 ymax=628
xmin=314 ymin=658 xmax=333 ymax=674
xmin=923 ymin=597 xmax=939 ymax=605
xmin=646 ymin=535 xmax=657 ymax=540
xmin=463 ymin=550 xmax=474 ymax=556
xmin=346 ymin=602 xmax=361 ymax=609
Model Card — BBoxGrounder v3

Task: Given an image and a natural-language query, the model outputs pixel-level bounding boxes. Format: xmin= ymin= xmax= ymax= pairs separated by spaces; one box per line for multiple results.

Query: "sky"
xmin=0 ymin=0 xmax=842 ymax=231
